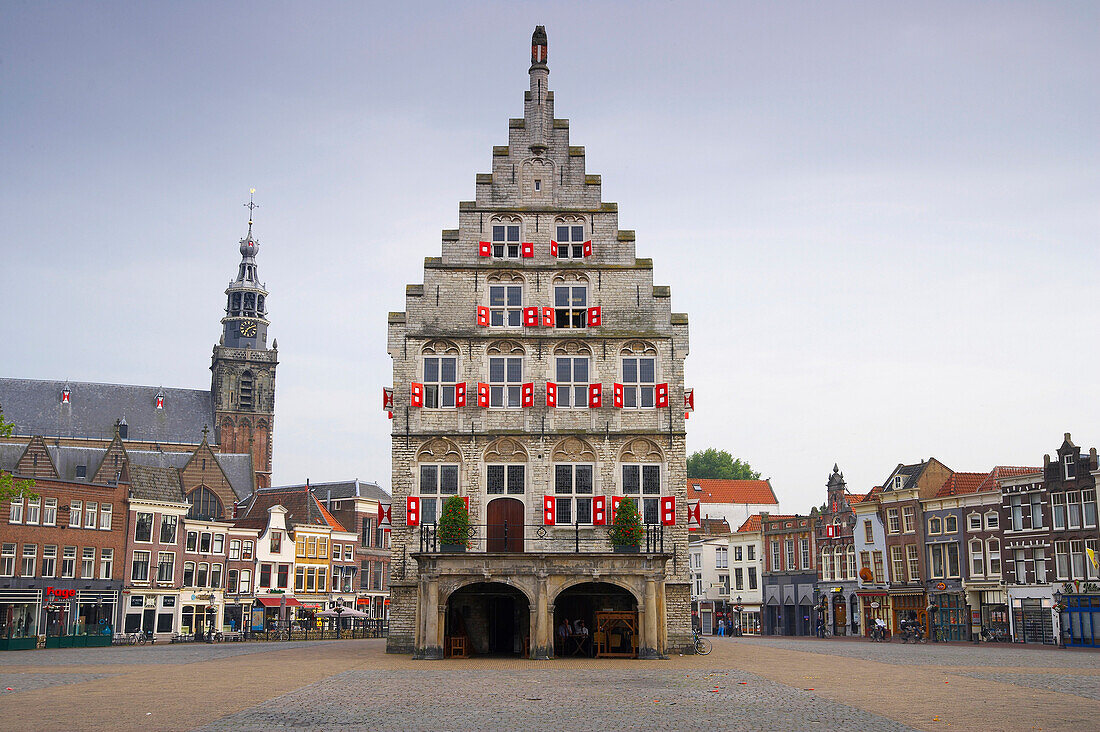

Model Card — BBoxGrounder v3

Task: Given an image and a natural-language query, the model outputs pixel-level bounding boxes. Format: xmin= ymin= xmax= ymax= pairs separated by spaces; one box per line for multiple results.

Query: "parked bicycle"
xmin=980 ymin=626 xmax=1007 ymax=643
xmin=693 ymin=629 xmax=712 ymax=655
xmin=899 ymin=620 xmax=926 ymax=644
xmin=869 ymin=624 xmax=886 ymax=642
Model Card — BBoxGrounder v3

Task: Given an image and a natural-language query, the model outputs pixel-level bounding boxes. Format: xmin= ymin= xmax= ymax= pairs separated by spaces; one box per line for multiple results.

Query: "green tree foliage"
xmin=686 ymin=448 xmax=761 ymax=480
xmin=437 ymin=495 xmax=470 ymax=547
xmin=610 ymin=497 xmax=643 ymax=547
xmin=0 ymin=407 xmax=37 ymax=502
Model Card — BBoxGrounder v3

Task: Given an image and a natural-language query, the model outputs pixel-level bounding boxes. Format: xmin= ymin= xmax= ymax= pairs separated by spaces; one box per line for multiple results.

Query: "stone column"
xmin=533 ymin=579 xmax=551 ymax=659
xmin=641 ymin=579 xmax=659 ymax=659
xmin=421 ymin=578 xmax=442 ymax=659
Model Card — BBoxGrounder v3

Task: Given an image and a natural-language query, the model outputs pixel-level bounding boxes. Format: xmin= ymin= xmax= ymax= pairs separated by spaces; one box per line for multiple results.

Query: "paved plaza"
xmin=0 ymin=637 xmax=1096 ymax=731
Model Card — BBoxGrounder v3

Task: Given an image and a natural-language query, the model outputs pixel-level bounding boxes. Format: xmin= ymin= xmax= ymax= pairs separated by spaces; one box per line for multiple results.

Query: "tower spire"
xmin=528 ymin=26 xmax=550 ymax=154
xmin=244 ymin=187 xmax=258 ymax=238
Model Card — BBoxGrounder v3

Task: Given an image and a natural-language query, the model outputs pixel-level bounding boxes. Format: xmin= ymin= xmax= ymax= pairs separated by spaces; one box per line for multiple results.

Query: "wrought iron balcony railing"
xmin=416 ymin=521 xmax=665 ymax=555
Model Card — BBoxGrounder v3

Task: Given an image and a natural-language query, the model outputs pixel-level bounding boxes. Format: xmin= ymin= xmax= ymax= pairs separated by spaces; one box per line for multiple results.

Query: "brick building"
xmin=761 ymin=513 xmax=816 ymax=636
xmin=386 ymin=27 xmax=692 ymax=659
xmin=313 ymin=480 xmax=391 ymax=620
xmin=813 ymin=464 xmax=868 ymax=636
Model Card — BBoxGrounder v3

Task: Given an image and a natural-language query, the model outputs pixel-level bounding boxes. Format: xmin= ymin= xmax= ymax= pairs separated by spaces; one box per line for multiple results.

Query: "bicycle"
xmin=693 ymin=629 xmax=712 ymax=655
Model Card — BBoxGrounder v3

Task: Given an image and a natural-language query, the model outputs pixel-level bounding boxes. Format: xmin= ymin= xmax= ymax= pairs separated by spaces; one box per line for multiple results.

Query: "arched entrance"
xmin=486 ymin=498 xmax=524 ymax=552
xmin=832 ymin=593 xmax=847 ymax=636
xmin=554 ymin=582 xmax=638 ymax=657
xmin=446 ymin=582 xmax=530 ymax=657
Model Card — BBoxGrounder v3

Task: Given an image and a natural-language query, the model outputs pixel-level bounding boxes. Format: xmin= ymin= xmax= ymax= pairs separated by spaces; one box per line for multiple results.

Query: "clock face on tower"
xmin=239 ymin=320 xmax=257 ymax=338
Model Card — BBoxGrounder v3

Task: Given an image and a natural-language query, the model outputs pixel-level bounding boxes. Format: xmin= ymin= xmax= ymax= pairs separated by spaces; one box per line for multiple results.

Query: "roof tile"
xmin=686 ymin=478 xmax=778 ymax=505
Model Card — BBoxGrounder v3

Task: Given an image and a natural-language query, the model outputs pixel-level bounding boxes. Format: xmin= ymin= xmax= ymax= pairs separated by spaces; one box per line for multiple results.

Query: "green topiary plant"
xmin=610 ymin=497 xmax=643 ymax=548
xmin=437 ymin=495 xmax=470 ymax=547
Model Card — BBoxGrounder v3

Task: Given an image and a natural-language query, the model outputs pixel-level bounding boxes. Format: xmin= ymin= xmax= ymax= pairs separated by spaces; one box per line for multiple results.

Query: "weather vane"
xmin=244 ymin=188 xmax=258 ymax=227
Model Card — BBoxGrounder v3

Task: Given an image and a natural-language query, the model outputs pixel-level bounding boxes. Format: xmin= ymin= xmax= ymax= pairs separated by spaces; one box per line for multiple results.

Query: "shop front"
xmin=1008 ymin=586 xmax=1055 ymax=645
xmin=43 ymin=588 xmax=118 ymax=647
xmin=0 ymin=589 xmax=41 ymax=650
xmin=123 ymin=592 xmax=179 ymax=637
xmin=222 ymin=597 xmax=252 ymax=633
xmin=256 ymin=595 xmax=301 ymax=629
xmin=931 ymin=590 xmax=969 ymax=641
xmin=889 ymin=590 xmax=927 ymax=635
xmin=858 ymin=591 xmax=889 ymax=637
xmin=1060 ymin=594 xmax=1100 ymax=648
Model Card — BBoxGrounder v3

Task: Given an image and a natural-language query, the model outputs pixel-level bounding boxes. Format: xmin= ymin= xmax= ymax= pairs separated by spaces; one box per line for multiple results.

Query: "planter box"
xmin=0 ymin=637 xmax=37 ymax=651
xmin=613 ymin=545 xmax=640 ymax=554
xmin=440 ymin=544 xmax=466 ymax=554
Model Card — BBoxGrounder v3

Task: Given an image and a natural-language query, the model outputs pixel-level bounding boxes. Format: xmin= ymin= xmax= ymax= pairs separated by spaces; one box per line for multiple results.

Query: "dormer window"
xmin=693 ymin=483 xmax=702 ymax=492
xmin=75 ymin=465 xmax=87 ymax=480
xmin=1064 ymin=454 xmax=1076 ymax=480
xmin=118 ymin=421 xmax=128 ymax=439
xmin=893 ymin=476 xmax=903 ymax=490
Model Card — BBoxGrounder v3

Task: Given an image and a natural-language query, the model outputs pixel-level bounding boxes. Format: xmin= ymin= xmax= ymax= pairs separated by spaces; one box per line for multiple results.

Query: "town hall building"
xmin=385 ymin=27 xmax=693 ymax=659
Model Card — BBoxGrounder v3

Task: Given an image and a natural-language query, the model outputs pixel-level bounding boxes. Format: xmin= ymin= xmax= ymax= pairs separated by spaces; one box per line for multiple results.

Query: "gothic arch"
xmin=619 ymin=438 xmax=664 ymax=463
xmin=486 ymin=270 xmax=526 ymax=284
xmin=551 ymin=436 xmax=596 ymax=463
xmin=621 ymin=340 xmax=658 ymax=356
xmin=486 ymin=339 xmax=526 ymax=356
xmin=489 ymin=213 xmax=522 ymax=224
xmin=552 ymin=340 xmax=592 ymax=357
xmin=551 ymin=271 xmax=590 ymax=286
xmin=484 ymin=437 xmax=528 ymax=463
xmin=422 ymin=339 xmax=461 ymax=355
xmin=221 ymin=418 xmax=236 ymax=452
xmin=416 ymin=437 xmax=462 ymax=464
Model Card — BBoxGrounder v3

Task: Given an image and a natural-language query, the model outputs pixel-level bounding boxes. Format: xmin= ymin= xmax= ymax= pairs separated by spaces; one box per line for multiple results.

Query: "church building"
xmin=386 ymin=27 xmax=692 ymax=659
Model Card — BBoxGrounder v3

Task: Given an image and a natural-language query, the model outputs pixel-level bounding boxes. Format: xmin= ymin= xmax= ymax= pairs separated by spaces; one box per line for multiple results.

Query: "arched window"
xmin=187 ymin=486 xmax=224 ymax=521
xmin=239 ymin=371 xmax=254 ymax=411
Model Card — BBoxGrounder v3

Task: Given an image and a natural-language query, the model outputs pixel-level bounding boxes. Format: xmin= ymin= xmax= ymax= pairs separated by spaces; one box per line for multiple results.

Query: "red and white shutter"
xmin=613 ymin=383 xmax=624 ymax=408
xmin=521 ymin=382 xmax=534 ymax=407
xmin=382 ymin=387 xmax=394 ymax=411
xmin=455 ymin=382 xmax=467 ymax=407
xmin=655 ymin=383 xmax=669 ymax=408
xmin=660 ymin=496 xmax=676 ymax=526
xmin=378 ymin=503 xmax=392 ymax=527
xmin=588 ymin=383 xmax=602 ymax=408
xmin=541 ymin=307 xmax=555 ymax=327
xmin=463 ymin=496 xmax=470 ymax=512
xmin=587 ymin=306 xmax=601 ymax=327
xmin=583 ymin=240 xmax=592 ymax=257
xmin=61 ymin=389 xmax=70 ymax=404
xmin=477 ymin=382 xmax=490 ymax=407
xmin=546 ymin=382 xmax=557 ymax=407
xmin=476 ymin=306 xmax=490 ymax=326
xmin=687 ymin=499 xmax=701 ymax=531
xmin=155 ymin=395 xmax=164 ymax=409
xmin=543 ymin=495 xmax=556 ymax=525
xmin=410 ymin=382 xmax=424 ymax=408
xmin=550 ymin=240 xmax=558 ymax=257
xmin=479 ymin=241 xmax=491 ymax=257
xmin=684 ymin=388 xmax=694 ymax=412
xmin=523 ymin=307 xmax=539 ymax=326
xmin=593 ymin=495 xmax=607 ymax=525
xmin=521 ymin=242 xmax=534 ymax=258
xmin=406 ymin=496 xmax=420 ymax=527
xmin=611 ymin=496 xmax=623 ymax=524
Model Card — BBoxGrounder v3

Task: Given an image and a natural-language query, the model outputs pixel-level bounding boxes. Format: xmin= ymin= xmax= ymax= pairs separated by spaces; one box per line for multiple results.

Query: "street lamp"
xmin=734 ymin=596 xmax=744 ymax=637
xmin=333 ymin=600 xmax=345 ymax=640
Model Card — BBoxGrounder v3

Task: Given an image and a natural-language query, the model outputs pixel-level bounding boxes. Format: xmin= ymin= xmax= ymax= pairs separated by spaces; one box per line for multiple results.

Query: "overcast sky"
xmin=2 ymin=2 xmax=1097 ymax=512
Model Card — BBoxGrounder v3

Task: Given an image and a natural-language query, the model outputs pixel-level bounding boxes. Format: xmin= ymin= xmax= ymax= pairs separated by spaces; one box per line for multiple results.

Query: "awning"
xmin=356 ymin=598 xmax=371 ymax=605
xmin=256 ymin=597 xmax=302 ymax=608
xmin=856 ymin=591 xmax=888 ymax=597
xmin=299 ymin=604 xmax=322 ymax=610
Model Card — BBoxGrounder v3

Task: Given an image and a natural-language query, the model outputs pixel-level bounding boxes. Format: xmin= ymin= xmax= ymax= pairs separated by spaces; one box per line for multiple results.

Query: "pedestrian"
xmin=718 ymin=617 xmax=726 ymax=637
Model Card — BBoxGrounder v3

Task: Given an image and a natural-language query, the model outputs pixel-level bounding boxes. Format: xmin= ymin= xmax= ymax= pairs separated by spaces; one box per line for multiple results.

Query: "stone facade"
xmin=386 ymin=27 xmax=691 ymax=658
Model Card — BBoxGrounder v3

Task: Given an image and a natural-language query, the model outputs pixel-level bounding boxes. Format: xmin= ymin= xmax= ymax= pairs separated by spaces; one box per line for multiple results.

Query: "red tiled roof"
xmin=737 ymin=514 xmax=763 ymax=532
xmin=316 ymin=500 xmax=347 ymax=532
xmin=686 ymin=478 xmax=778 ymax=505
xmin=936 ymin=472 xmax=988 ymax=498
xmin=975 ymin=466 xmax=1041 ymax=493
xmin=845 ymin=492 xmax=869 ymax=505
xmin=867 ymin=485 xmax=884 ymax=497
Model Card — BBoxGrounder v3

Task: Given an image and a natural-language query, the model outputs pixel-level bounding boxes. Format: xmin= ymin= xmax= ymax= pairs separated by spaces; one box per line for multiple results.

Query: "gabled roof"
xmin=686 ymin=478 xmax=778 ymax=505
xmin=0 ymin=378 xmax=214 ymax=445
xmin=845 ymin=492 xmax=869 ymax=505
xmin=935 ymin=472 xmax=988 ymax=498
xmin=737 ymin=514 xmax=763 ymax=533
xmin=974 ymin=466 xmax=1041 ymax=493
xmin=303 ymin=478 xmax=390 ymax=503
xmin=128 ymin=465 xmax=184 ymax=504
xmin=234 ymin=486 xmax=347 ymax=532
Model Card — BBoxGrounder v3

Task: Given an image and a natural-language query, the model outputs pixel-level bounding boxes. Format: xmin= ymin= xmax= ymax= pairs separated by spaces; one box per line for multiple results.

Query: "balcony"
xmin=414 ymin=522 xmax=667 ymax=555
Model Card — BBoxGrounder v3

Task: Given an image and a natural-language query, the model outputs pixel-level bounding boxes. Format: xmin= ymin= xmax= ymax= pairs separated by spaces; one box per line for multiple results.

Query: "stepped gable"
xmin=0 ymin=378 xmax=213 ymax=444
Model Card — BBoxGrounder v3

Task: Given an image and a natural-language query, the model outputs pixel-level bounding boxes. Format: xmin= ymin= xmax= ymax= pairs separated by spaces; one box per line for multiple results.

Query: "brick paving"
xmin=0 ymin=637 xmax=1095 ymax=731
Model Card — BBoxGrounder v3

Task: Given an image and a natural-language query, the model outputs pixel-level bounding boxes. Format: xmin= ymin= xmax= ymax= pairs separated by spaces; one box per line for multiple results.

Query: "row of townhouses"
xmin=689 ymin=434 xmax=1100 ymax=648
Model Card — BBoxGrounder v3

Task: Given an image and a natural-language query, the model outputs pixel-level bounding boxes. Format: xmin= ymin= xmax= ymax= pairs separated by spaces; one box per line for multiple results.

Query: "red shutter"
xmin=587 ymin=306 xmax=601 ymax=327
xmin=406 ymin=496 xmax=420 ymax=527
xmin=542 ymin=307 xmax=555 ymax=327
xmin=655 ymin=383 xmax=669 ymax=408
xmin=546 ymin=382 xmax=557 ymax=407
xmin=550 ymin=240 xmax=558 ymax=257
xmin=687 ymin=499 xmax=701 ymax=531
xmin=583 ymin=240 xmax=592 ymax=257
xmin=382 ymin=387 xmax=394 ymax=410
xmin=593 ymin=495 xmax=607 ymax=525
xmin=479 ymin=241 xmax=491 ymax=257
xmin=521 ymin=242 xmax=534 ymax=258
xmin=588 ymin=383 xmax=602 ymax=408
xmin=476 ymin=306 xmax=490 ymax=326
xmin=521 ymin=382 xmax=534 ymax=407
xmin=387 ymin=411 xmax=394 ymax=420
xmin=613 ymin=383 xmax=624 ymax=408
xmin=410 ymin=382 xmax=423 ymax=408
xmin=378 ymin=503 xmax=392 ymax=527
xmin=455 ymin=382 xmax=467 ymax=407
xmin=611 ymin=496 xmax=623 ymax=524
xmin=463 ymin=496 xmax=470 ymax=512
xmin=477 ymin=382 xmax=490 ymax=407
xmin=684 ymin=388 xmax=694 ymax=412
xmin=661 ymin=496 xmax=676 ymax=526
xmin=543 ymin=495 xmax=556 ymax=525
xmin=523 ymin=307 xmax=539 ymax=326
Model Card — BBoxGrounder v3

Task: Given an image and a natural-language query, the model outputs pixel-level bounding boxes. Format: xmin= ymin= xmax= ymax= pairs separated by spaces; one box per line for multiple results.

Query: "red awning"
xmin=256 ymin=597 xmax=302 ymax=608
xmin=356 ymin=598 xmax=371 ymax=605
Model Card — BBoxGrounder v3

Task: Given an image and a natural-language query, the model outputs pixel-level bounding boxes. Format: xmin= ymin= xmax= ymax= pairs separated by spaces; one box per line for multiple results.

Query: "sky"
xmin=2 ymin=2 xmax=1097 ymax=513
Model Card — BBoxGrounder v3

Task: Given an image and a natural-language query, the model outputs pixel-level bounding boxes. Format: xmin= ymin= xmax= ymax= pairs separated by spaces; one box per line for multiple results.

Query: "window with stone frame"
xmin=554 ymin=283 xmax=588 ymax=329
xmin=1010 ymin=495 xmax=1024 ymax=531
xmin=1084 ymin=489 xmax=1098 ymax=528
xmin=906 ymin=544 xmax=920 ymax=580
xmin=864 ymin=520 xmax=874 ymax=543
xmin=984 ymin=511 xmax=999 ymax=531
xmin=716 ymin=546 xmax=728 ymax=569
xmin=419 ymin=463 xmax=459 ymax=524
xmin=860 ymin=550 xmax=871 ymax=579
xmin=928 ymin=516 xmax=942 ymax=535
xmin=160 ymin=515 xmax=178 ymax=544
xmin=748 ymin=566 xmax=758 ymax=589
xmin=771 ymin=541 xmax=781 ymax=571
xmin=21 ymin=544 xmax=36 ymax=577
xmin=1034 ymin=547 xmax=1047 ymax=583
xmin=157 ymin=552 xmax=174 ymax=582
xmin=873 ymin=551 xmax=885 ymax=583
xmin=1013 ymin=549 xmax=1028 ymax=583
xmin=800 ymin=538 xmax=811 ymax=570
xmin=8 ymin=498 xmax=23 ymax=524
xmin=25 ymin=497 xmax=40 ymax=525
xmin=492 ymin=220 xmax=521 ymax=259
xmin=968 ymin=513 xmax=982 ymax=531
xmin=487 ymin=464 xmax=525 ymax=496
xmin=970 ymin=539 xmax=985 ymax=577
xmin=83 ymin=501 xmax=96 ymax=529
xmin=785 ymin=540 xmax=795 ymax=570
xmin=1064 ymin=453 xmax=1076 ymax=480
xmin=81 ymin=547 xmax=95 ymax=578
xmin=99 ymin=548 xmax=113 ymax=579
xmin=555 ymin=355 xmax=589 ymax=408
xmin=131 ymin=550 xmax=151 ymax=582
xmin=902 ymin=506 xmax=915 ymax=533
xmin=555 ymin=464 xmax=594 ymax=525
xmin=1067 ymin=491 xmax=1083 ymax=529
xmin=69 ymin=500 xmax=81 ymax=528
xmin=488 ymin=283 xmax=523 ymax=327
xmin=622 ymin=464 xmax=661 ymax=524
xmin=1071 ymin=539 xmax=1086 ymax=579
xmin=62 ymin=546 xmax=76 ymax=578
xmin=1055 ymin=540 xmax=1070 ymax=579
xmin=423 ymin=355 xmax=458 ymax=408
xmin=1030 ymin=492 xmax=1044 ymax=529
xmin=488 ymin=355 xmax=523 ymax=408
xmin=42 ymin=498 xmax=57 ymax=525
xmin=621 ymin=355 xmax=656 ymax=408
xmin=555 ymin=218 xmax=586 ymax=259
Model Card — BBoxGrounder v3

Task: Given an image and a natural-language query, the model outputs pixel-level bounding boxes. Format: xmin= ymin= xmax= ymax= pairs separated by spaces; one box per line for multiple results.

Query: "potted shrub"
xmin=437 ymin=495 xmax=470 ymax=553
xmin=610 ymin=497 xmax=643 ymax=553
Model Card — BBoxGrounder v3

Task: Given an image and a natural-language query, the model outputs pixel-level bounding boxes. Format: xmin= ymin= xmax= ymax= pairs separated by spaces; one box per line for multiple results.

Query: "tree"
xmin=609 ymin=497 xmax=643 ymax=547
xmin=687 ymin=448 xmax=761 ymax=480
xmin=0 ymin=407 xmax=36 ymax=501
xmin=437 ymin=495 xmax=470 ymax=547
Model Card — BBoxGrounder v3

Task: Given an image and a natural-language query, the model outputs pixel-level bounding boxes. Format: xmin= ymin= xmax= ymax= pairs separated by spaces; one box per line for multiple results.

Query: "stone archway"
xmin=553 ymin=582 xmax=639 ymax=658
xmin=445 ymin=582 xmax=531 ymax=657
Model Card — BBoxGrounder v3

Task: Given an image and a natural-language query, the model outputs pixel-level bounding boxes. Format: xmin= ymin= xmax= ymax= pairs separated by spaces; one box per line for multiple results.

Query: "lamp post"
xmin=1052 ymin=590 xmax=1065 ymax=648
xmin=333 ymin=600 xmax=345 ymax=640
xmin=734 ymin=596 xmax=743 ymax=637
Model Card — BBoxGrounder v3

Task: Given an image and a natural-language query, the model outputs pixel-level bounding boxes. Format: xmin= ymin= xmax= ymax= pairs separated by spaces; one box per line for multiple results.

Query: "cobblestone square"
xmin=0 ymin=637 xmax=1096 ymax=731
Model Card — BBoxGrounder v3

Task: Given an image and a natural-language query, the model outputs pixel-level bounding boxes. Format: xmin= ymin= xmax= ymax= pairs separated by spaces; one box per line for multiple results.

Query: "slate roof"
xmin=212 ymin=454 xmax=255 ymax=500
xmin=128 ymin=465 xmax=185 ymax=503
xmin=685 ymin=479 xmax=779 ymax=505
xmin=234 ymin=486 xmax=347 ymax=532
xmin=0 ymin=443 xmax=26 ymax=472
xmin=0 ymin=378 xmax=214 ymax=445
xmin=299 ymin=479 xmax=391 ymax=503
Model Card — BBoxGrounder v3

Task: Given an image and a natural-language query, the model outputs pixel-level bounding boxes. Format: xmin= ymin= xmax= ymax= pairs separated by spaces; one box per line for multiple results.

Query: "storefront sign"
xmin=935 ymin=582 xmax=947 ymax=591
xmin=870 ymin=601 xmax=880 ymax=609
xmin=45 ymin=587 xmax=76 ymax=600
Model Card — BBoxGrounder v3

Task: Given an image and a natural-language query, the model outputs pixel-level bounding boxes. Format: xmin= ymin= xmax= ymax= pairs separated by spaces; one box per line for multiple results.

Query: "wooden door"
xmin=487 ymin=498 xmax=524 ymax=552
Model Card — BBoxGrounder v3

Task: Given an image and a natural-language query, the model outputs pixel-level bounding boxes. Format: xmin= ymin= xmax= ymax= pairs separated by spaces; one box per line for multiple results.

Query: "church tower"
xmin=211 ymin=201 xmax=277 ymax=489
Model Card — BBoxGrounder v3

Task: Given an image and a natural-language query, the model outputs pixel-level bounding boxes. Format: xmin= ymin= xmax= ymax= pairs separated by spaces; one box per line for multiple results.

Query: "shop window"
xmin=555 ymin=463 xmax=594 ymax=525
